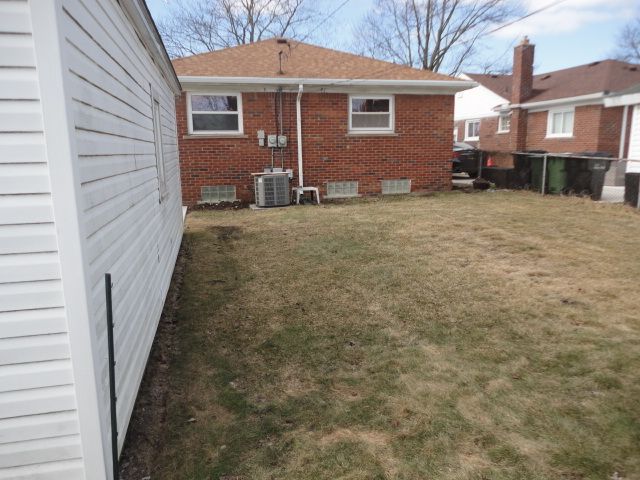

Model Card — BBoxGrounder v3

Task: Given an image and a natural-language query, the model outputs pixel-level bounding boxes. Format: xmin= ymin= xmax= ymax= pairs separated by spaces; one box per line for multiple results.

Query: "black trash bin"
xmin=512 ymin=150 xmax=546 ymax=189
xmin=625 ymin=172 xmax=640 ymax=206
xmin=581 ymin=152 xmax=612 ymax=201
xmin=481 ymin=167 xmax=517 ymax=189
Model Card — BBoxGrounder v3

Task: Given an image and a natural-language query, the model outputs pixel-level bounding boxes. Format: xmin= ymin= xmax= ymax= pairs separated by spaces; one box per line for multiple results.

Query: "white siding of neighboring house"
xmin=454 ymin=73 xmax=509 ymax=121
xmin=0 ymin=1 xmax=84 ymax=478
xmin=627 ymin=105 xmax=640 ymax=173
xmin=0 ymin=0 xmax=182 ymax=477
xmin=60 ymin=0 xmax=183 ymax=476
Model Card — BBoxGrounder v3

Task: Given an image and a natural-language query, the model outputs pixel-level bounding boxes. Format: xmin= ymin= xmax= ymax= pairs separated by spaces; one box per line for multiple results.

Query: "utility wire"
xmin=324 ymin=0 xmax=571 ymax=86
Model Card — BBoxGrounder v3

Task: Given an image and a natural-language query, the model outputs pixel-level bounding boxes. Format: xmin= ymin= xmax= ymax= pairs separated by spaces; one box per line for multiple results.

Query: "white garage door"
xmin=628 ymin=105 xmax=640 ymax=173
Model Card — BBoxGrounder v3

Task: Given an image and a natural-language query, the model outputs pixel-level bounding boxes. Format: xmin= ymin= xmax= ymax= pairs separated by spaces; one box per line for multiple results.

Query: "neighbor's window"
xmin=547 ymin=108 xmax=574 ymax=137
xmin=349 ymin=95 xmax=394 ymax=133
xmin=327 ymin=181 xmax=358 ymax=198
xmin=498 ymin=113 xmax=511 ymax=133
xmin=188 ymin=93 xmax=243 ymax=134
xmin=464 ymin=119 xmax=480 ymax=141
xmin=453 ymin=126 xmax=458 ymax=142
xmin=382 ymin=179 xmax=411 ymax=195
xmin=201 ymin=185 xmax=236 ymax=203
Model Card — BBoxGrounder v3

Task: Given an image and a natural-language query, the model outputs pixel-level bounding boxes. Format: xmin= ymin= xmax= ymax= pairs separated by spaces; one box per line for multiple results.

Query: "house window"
xmin=349 ymin=95 xmax=394 ymax=133
xmin=188 ymin=93 xmax=243 ymax=134
xmin=327 ymin=181 xmax=358 ymax=198
xmin=547 ymin=108 xmax=574 ymax=137
xmin=382 ymin=179 xmax=411 ymax=195
xmin=201 ymin=185 xmax=236 ymax=203
xmin=453 ymin=126 xmax=458 ymax=142
xmin=464 ymin=119 xmax=480 ymax=141
xmin=497 ymin=114 xmax=511 ymax=133
xmin=151 ymin=92 xmax=166 ymax=201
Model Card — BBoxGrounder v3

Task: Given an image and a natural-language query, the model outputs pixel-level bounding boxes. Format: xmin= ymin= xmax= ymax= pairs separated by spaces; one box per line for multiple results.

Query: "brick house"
xmin=454 ymin=38 xmax=640 ymax=167
xmin=172 ymin=39 xmax=472 ymax=205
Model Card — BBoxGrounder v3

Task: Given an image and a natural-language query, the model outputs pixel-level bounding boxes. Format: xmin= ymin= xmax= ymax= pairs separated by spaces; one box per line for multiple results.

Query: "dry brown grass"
xmin=152 ymin=191 xmax=640 ymax=480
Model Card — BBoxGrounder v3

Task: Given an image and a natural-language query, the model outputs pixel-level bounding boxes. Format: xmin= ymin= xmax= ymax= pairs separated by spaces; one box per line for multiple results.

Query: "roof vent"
xmin=541 ymin=74 xmax=551 ymax=80
xmin=276 ymin=38 xmax=288 ymax=44
xmin=629 ymin=66 xmax=638 ymax=71
xmin=490 ymin=74 xmax=498 ymax=78
xmin=588 ymin=61 xmax=600 ymax=67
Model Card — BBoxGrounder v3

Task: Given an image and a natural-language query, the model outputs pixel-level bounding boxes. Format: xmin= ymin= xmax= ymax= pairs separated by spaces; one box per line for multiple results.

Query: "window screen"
xmin=350 ymin=96 xmax=393 ymax=131
xmin=190 ymin=94 xmax=241 ymax=133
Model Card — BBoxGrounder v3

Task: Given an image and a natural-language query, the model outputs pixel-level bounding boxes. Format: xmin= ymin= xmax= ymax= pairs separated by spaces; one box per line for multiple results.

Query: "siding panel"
xmin=0 ymin=3 xmax=83 ymax=476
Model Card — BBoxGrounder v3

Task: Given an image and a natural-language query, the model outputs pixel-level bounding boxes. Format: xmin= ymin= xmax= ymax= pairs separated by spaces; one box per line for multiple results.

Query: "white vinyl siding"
xmin=61 ymin=0 xmax=183 ymax=471
xmin=0 ymin=1 xmax=83 ymax=478
xmin=628 ymin=105 xmax=640 ymax=173
xmin=546 ymin=108 xmax=574 ymax=138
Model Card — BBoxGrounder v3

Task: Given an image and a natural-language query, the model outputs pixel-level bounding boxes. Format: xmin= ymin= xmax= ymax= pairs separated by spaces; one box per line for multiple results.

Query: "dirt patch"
xmin=211 ymin=225 xmax=242 ymax=242
xmin=118 ymin=240 xmax=189 ymax=480
xmin=189 ymin=200 xmax=248 ymax=211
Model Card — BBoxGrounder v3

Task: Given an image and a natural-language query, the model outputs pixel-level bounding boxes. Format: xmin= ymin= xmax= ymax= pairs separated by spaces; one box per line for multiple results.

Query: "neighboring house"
xmin=172 ymin=39 xmax=472 ymax=205
xmin=604 ymin=83 xmax=640 ymax=173
xmin=454 ymin=37 xmax=640 ymax=166
xmin=0 ymin=1 xmax=182 ymax=478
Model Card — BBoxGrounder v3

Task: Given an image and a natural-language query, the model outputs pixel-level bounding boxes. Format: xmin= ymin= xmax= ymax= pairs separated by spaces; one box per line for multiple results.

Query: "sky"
xmin=146 ymin=0 xmax=639 ymax=74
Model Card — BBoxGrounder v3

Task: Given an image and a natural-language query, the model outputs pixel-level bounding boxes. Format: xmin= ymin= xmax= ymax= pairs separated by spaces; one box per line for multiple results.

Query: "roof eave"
xmin=178 ymin=76 xmax=476 ymax=94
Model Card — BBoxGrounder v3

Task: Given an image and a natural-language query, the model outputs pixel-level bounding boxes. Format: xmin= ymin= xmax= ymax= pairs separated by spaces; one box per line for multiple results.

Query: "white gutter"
xmin=604 ymin=92 xmax=640 ymax=107
xmin=178 ymin=75 xmax=475 ymax=91
xmin=296 ymin=84 xmax=304 ymax=188
xmin=504 ymin=92 xmax=607 ymax=111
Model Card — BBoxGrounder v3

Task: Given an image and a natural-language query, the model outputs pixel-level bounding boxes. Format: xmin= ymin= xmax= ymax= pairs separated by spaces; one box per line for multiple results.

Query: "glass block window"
xmin=381 ymin=179 xmax=411 ymax=195
xmin=201 ymin=185 xmax=236 ymax=203
xmin=327 ymin=181 xmax=358 ymax=198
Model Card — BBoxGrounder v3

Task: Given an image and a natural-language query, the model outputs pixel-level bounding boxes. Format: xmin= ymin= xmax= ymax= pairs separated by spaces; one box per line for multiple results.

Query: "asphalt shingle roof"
xmin=172 ymin=38 xmax=456 ymax=82
xmin=466 ymin=60 xmax=640 ymax=103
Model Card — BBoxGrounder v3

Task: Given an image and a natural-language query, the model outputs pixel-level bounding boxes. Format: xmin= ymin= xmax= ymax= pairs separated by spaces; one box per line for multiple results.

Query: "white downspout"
xmin=296 ymin=84 xmax=304 ymax=188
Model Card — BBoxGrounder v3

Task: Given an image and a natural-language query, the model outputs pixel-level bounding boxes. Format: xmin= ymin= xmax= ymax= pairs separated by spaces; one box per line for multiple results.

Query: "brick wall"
xmin=178 ymin=91 xmax=454 ymax=205
xmin=525 ymin=105 xmax=622 ymax=155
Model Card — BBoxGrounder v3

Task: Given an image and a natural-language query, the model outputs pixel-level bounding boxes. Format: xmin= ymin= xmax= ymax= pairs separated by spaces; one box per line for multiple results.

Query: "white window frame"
xmin=151 ymin=88 xmax=167 ymax=201
xmin=453 ymin=126 xmax=458 ymax=142
xmin=348 ymin=94 xmax=395 ymax=134
xmin=187 ymin=92 xmax=244 ymax=135
xmin=497 ymin=113 xmax=511 ymax=133
xmin=546 ymin=107 xmax=574 ymax=138
xmin=464 ymin=119 xmax=480 ymax=141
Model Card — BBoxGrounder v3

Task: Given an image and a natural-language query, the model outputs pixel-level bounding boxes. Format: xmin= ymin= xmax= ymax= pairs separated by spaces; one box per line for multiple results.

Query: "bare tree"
xmin=353 ymin=0 xmax=519 ymax=75
xmin=158 ymin=0 xmax=318 ymax=58
xmin=614 ymin=18 xmax=640 ymax=63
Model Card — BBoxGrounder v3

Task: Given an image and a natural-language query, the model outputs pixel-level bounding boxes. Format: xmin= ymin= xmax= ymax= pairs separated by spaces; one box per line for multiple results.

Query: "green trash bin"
xmin=546 ymin=157 xmax=566 ymax=194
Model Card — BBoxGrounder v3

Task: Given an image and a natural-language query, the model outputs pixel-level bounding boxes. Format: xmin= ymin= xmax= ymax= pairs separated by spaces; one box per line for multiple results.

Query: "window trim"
xmin=151 ymin=88 xmax=167 ymax=202
xmin=497 ymin=113 xmax=511 ymax=134
xmin=546 ymin=107 xmax=574 ymax=138
xmin=348 ymin=94 xmax=395 ymax=134
xmin=187 ymin=92 xmax=244 ymax=135
xmin=464 ymin=119 xmax=480 ymax=141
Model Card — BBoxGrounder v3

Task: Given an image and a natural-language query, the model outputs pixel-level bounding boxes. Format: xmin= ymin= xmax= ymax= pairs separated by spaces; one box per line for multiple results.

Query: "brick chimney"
xmin=509 ymin=37 xmax=534 ymax=152
xmin=512 ymin=36 xmax=534 ymax=104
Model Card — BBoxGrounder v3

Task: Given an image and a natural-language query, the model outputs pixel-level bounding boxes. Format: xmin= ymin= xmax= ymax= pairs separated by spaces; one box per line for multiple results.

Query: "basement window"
xmin=382 ymin=179 xmax=411 ymax=195
xmin=464 ymin=119 xmax=480 ymax=141
xmin=188 ymin=93 xmax=243 ymax=134
xmin=201 ymin=185 xmax=236 ymax=203
xmin=497 ymin=113 xmax=511 ymax=133
xmin=546 ymin=108 xmax=574 ymax=138
xmin=327 ymin=181 xmax=358 ymax=198
xmin=349 ymin=95 xmax=394 ymax=133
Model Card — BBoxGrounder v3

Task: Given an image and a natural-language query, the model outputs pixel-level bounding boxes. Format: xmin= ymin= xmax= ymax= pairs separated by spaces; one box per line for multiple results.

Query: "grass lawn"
xmin=153 ymin=192 xmax=640 ymax=479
